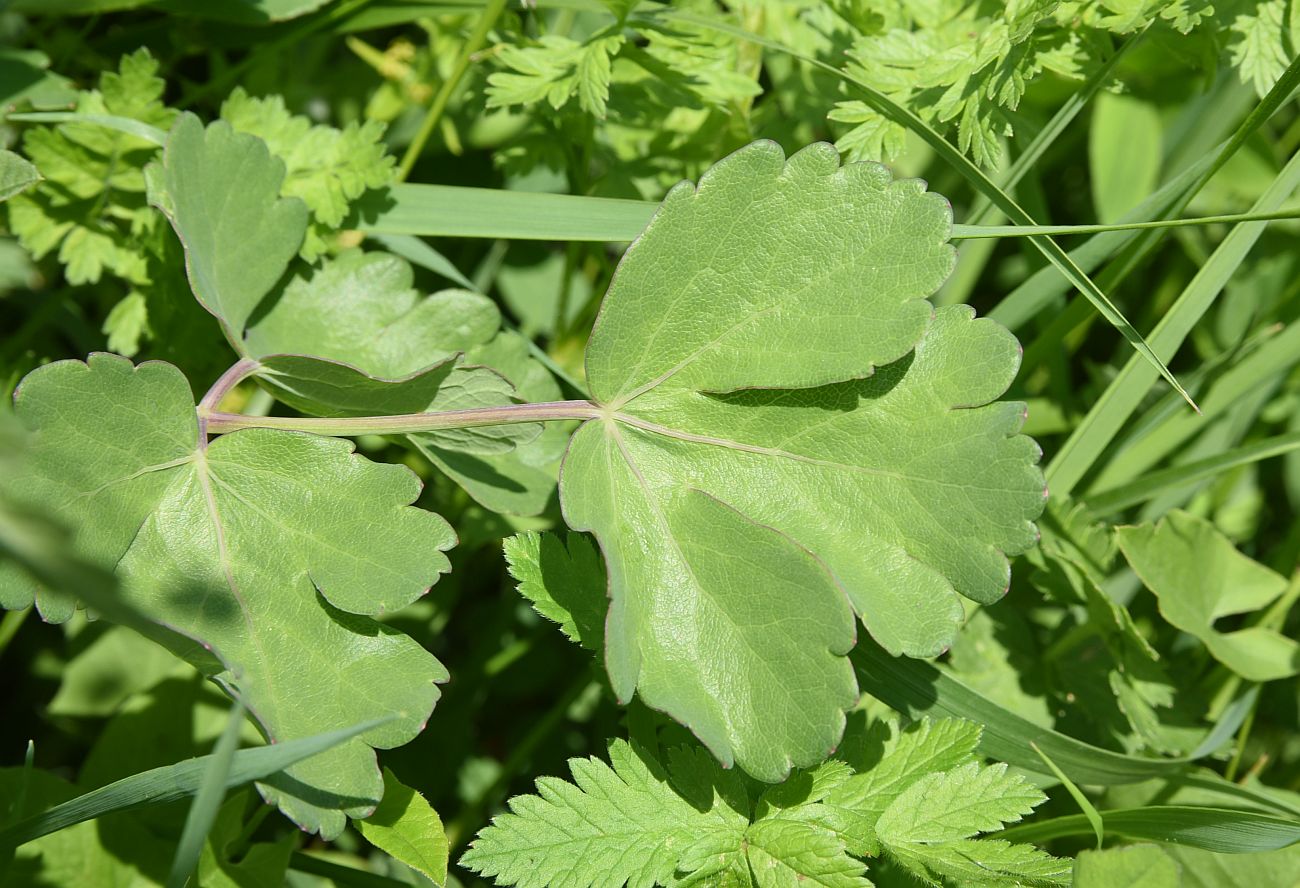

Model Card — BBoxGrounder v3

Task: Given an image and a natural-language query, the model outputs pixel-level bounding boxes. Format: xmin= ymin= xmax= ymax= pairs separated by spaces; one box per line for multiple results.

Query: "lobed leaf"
xmin=0 ymin=353 xmax=453 ymax=837
xmin=562 ymin=144 xmax=1042 ymax=780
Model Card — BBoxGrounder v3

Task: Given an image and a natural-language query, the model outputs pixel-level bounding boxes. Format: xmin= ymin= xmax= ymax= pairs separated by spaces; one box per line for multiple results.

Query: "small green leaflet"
xmin=355 ymin=768 xmax=449 ymax=886
xmin=1117 ymin=511 xmax=1300 ymax=682
xmin=560 ymin=141 xmax=1045 ymax=782
xmin=0 ymin=149 xmax=41 ymax=202
xmin=461 ymin=717 xmax=1068 ymax=888
xmin=0 ymin=354 xmax=453 ymax=838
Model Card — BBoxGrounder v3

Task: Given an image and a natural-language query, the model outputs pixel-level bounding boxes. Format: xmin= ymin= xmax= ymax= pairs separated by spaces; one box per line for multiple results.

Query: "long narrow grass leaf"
xmin=1031 ymin=741 xmax=1104 ymax=849
xmin=4 ymin=112 xmax=167 ymax=146
xmin=1047 ymin=148 xmax=1300 ymax=497
xmin=0 ymin=717 xmax=387 ymax=848
xmin=165 ymin=701 xmax=248 ymax=888
xmin=1085 ymin=432 xmax=1300 ymax=514
xmin=353 ymin=184 xmax=654 ymax=241
xmin=997 ymin=807 xmax=1300 ymax=853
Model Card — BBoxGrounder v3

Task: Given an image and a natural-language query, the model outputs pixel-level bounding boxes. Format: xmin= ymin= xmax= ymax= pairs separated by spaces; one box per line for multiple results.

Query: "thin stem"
xmin=950 ymin=207 xmax=1300 ymax=239
xmin=396 ymin=0 xmax=509 ymax=182
xmin=202 ymin=399 xmax=603 ymax=437
xmin=197 ymin=359 xmax=262 ymax=442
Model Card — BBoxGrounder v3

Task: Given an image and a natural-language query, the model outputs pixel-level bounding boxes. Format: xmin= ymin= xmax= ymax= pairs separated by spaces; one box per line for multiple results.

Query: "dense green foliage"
xmin=2 ymin=2 xmax=1300 ymax=887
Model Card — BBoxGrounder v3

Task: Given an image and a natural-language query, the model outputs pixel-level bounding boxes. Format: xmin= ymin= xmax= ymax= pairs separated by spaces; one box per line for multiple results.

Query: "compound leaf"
xmin=0 ymin=353 xmax=453 ymax=838
xmin=461 ymin=739 xmax=745 ymax=888
xmin=220 ymin=87 xmax=394 ymax=260
xmin=561 ymin=142 xmax=1044 ymax=781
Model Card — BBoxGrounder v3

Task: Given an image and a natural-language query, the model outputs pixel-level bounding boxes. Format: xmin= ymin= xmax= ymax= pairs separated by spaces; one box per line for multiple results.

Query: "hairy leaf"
xmin=0 ymin=353 xmax=453 ymax=838
xmin=561 ymin=141 xmax=1043 ymax=781
xmin=464 ymin=718 xmax=1062 ymax=888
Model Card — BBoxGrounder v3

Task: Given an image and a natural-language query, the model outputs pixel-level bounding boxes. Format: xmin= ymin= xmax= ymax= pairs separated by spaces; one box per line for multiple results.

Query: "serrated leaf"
xmin=561 ymin=141 xmax=1043 ymax=781
xmin=503 ymin=531 xmax=607 ymax=651
xmin=355 ymin=767 xmax=449 ymax=886
xmin=821 ymin=719 xmax=983 ymax=855
xmin=0 ymin=353 xmax=453 ymax=838
xmin=875 ymin=761 xmax=1045 ymax=844
xmin=461 ymin=739 xmax=745 ymax=888
xmin=6 ymin=49 xmax=174 ymax=286
xmin=150 ymin=112 xmax=308 ymax=336
xmin=742 ymin=818 xmax=872 ymax=888
xmin=1117 ymin=510 xmax=1300 ymax=681
xmin=889 ymin=837 xmax=1071 ymax=887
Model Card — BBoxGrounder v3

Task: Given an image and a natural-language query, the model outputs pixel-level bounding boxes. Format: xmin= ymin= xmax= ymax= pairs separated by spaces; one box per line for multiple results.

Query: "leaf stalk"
xmin=200 ymin=399 xmax=604 ymax=437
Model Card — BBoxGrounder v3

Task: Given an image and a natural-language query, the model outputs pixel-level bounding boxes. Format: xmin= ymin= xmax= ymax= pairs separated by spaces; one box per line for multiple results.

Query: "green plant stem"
xmin=1225 ymin=701 xmax=1259 ymax=783
xmin=202 ymin=399 xmax=604 ymax=437
xmin=396 ymin=0 xmax=509 ymax=182
xmin=0 ymin=608 xmax=30 ymax=661
xmin=951 ymin=207 xmax=1300 ymax=239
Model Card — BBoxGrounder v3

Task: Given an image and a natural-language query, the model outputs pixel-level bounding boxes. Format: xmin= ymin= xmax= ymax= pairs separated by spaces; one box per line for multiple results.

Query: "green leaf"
xmin=150 ymin=112 xmax=308 ymax=337
xmin=1116 ymin=511 xmax=1300 ymax=681
xmin=889 ymin=837 xmax=1071 ymax=887
xmin=560 ymin=142 xmax=1042 ymax=779
xmin=0 ymin=353 xmax=452 ymax=837
xmin=739 ymin=817 xmax=872 ymax=887
xmin=875 ymin=761 xmax=1044 ymax=844
xmin=198 ymin=792 xmax=294 ymax=888
xmin=220 ymin=88 xmax=394 ymax=259
xmin=503 ymin=531 xmax=607 ymax=651
xmin=0 ymin=149 xmax=41 ymax=202
xmin=355 ymin=767 xmax=449 ymax=887
xmin=1000 ymin=806 xmax=1300 ymax=853
xmin=460 ymin=739 xmax=748 ymax=888
xmin=1162 ymin=844 xmax=1300 ymax=888
xmin=6 ymin=48 xmax=175 ymax=287
xmin=0 ymin=715 xmax=385 ymax=848
xmin=1074 ymin=845 xmax=1180 ymax=888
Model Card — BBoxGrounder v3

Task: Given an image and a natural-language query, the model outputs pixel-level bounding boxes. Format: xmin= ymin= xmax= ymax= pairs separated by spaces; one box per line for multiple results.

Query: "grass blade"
xmin=352 ymin=184 xmax=654 ymax=241
xmin=999 ymin=807 xmax=1300 ymax=853
xmin=1031 ymin=741 xmax=1105 ymax=849
xmin=0 ymin=717 xmax=387 ymax=848
xmin=165 ymin=700 xmax=247 ymax=888
xmin=367 ymin=232 xmax=477 ymax=290
xmin=1084 ymin=432 xmax=1300 ymax=515
xmin=3 ymin=112 xmax=167 ymax=146
xmin=951 ymin=208 xmax=1300 ymax=238
xmin=1046 ymin=148 xmax=1300 ymax=498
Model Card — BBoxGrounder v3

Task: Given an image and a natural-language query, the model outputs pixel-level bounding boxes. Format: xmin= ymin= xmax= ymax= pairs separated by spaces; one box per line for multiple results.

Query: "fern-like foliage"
xmin=462 ymin=717 xmax=1068 ymax=888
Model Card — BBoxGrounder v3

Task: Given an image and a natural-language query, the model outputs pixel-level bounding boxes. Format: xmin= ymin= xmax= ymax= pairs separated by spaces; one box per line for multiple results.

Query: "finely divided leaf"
xmin=564 ymin=143 xmax=1043 ymax=781
xmin=874 ymin=761 xmax=1044 ymax=844
xmin=0 ymin=353 xmax=453 ymax=838
xmin=461 ymin=739 xmax=744 ymax=888
xmin=465 ymin=718 xmax=1062 ymax=888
